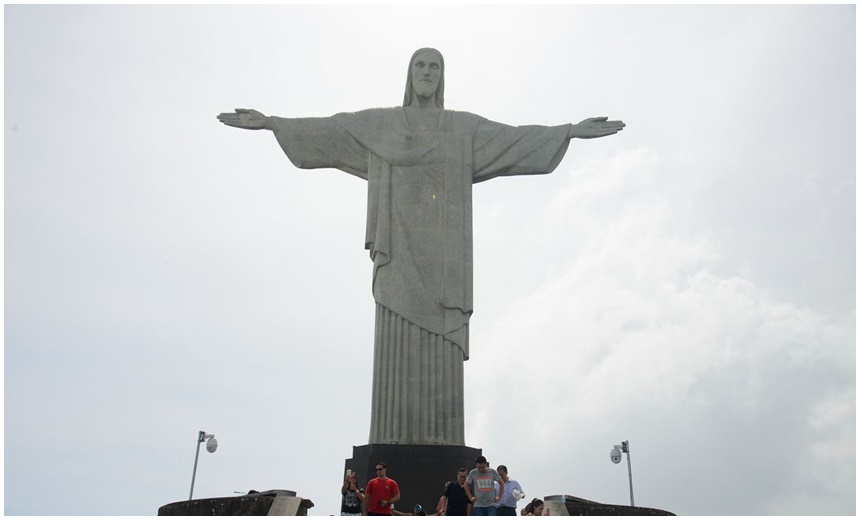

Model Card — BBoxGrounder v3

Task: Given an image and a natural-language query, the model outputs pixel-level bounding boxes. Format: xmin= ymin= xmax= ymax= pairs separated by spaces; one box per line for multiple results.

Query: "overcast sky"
xmin=4 ymin=4 xmax=855 ymax=516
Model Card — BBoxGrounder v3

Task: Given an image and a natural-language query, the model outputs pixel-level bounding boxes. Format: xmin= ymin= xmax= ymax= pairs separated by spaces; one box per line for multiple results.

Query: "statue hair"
xmin=402 ymin=47 xmax=445 ymax=109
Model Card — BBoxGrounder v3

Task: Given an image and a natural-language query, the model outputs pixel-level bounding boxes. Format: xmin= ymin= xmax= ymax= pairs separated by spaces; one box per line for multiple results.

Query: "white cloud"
xmin=466 ymin=150 xmax=854 ymax=514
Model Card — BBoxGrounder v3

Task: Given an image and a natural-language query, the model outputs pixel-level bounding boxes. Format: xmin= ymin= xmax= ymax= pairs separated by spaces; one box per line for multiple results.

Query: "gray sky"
xmin=4 ymin=4 xmax=855 ymax=516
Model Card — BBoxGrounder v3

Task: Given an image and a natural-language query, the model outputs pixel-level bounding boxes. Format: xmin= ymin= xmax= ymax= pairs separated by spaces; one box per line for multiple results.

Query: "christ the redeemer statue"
xmin=218 ymin=48 xmax=624 ymax=446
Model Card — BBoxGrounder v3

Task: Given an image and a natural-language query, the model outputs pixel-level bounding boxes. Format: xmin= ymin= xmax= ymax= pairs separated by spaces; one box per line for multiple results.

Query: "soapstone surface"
xmin=217 ymin=48 xmax=624 ymax=445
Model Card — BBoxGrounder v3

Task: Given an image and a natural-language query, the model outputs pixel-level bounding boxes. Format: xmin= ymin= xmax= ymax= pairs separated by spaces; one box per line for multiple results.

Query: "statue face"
xmin=411 ymin=51 xmax=442 ymax=100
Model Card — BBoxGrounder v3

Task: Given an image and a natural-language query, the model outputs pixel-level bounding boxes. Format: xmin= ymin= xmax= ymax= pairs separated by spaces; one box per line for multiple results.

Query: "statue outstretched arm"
xmin=218 ymin=108 xmax=371 ymax=179
xmin=568 ymin=116 xmax=625 ymax=139
xmin=216 ymin=108 xmax=275 ymax=131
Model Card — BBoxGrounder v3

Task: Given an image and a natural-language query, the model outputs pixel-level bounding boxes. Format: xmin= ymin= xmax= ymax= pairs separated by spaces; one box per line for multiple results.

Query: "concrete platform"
xmin=157 ymin=489 xmax=314 ymax=516
xmin=544 ymin=494 xmax=675 ymax=516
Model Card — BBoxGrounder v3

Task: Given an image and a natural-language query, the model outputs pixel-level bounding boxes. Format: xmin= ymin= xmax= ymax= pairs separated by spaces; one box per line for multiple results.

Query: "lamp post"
xmin=189 ymin=430 xmax=218 ymax=500
xmin=609 ymin=440 xmax=634 ymax=506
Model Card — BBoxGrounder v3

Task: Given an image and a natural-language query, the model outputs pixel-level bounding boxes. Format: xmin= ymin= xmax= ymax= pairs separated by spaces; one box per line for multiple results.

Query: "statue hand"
xmin=217 ymin=108 xmax=271 ymax=130
xmin=570 ymin=117 xmax=626 ymax=139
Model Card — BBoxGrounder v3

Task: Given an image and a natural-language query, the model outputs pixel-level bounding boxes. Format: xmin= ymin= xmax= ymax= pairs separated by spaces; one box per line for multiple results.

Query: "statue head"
xmin=403 ymin=47 xmax=445 ymax=108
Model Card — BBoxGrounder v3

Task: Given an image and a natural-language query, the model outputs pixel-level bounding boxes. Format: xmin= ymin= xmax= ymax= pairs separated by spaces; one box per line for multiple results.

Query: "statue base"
xmin=345 ymin=443 xmax=482 ymax=514
xmin=157 ymin=490 xmax=314 ymax=516
xmin=544 ymin=495 xmax=675 ymax=516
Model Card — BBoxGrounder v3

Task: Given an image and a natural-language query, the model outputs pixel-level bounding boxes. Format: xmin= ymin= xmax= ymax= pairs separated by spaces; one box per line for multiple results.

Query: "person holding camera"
xmin=366 ymin=462 xmax=401 ymax=516
xmin=341 ymin=469 xmax=365 ymax=516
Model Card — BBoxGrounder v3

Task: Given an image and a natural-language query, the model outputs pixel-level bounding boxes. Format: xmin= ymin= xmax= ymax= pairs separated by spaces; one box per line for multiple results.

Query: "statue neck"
xmin=410 ymin=94 xmax=436 ymax=109
xmin=403 ymin=106 xmax=443 ymax=132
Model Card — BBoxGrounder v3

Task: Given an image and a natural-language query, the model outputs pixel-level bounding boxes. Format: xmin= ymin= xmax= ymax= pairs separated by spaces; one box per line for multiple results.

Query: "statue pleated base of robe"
xmin=370 ymin=303 xmax=466 ymax=445
xmin=271 ymin=107 xmax=570 ymax=446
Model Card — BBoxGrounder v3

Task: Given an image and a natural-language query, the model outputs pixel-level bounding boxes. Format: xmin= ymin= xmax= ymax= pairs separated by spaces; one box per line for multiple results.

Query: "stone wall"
xmin=158 ymin=490 xmax=314 ymax=516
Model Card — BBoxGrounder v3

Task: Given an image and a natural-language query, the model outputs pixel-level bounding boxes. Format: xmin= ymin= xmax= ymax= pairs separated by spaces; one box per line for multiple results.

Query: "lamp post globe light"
xmin=609 ymin=440 xmax=634 ymax=506
xmin=189 ymin=430 xmax=218 ymax=500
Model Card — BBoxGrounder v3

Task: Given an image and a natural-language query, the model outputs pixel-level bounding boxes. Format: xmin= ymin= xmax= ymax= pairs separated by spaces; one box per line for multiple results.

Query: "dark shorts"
xmin=497 ymin=505 xmax=517 ymax=516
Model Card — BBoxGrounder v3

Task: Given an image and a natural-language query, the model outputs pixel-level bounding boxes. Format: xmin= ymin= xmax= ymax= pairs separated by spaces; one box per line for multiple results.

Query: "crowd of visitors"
xmin=341 ymin=456 xmax=549 ymax=516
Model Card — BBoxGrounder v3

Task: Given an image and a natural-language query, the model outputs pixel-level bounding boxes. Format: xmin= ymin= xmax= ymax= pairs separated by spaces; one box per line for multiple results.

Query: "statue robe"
xmin=271 ymin=107 xmax=570 ymax=444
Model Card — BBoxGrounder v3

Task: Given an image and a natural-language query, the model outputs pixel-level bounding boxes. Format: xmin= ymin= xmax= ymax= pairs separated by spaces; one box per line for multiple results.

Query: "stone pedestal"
xmin=345 ymin=444 xmax=481 ymax=514
xmin=157 ymin=490 xmax=314 ymax=516
xmin=543 ymin=495 xmax=675 ymax=516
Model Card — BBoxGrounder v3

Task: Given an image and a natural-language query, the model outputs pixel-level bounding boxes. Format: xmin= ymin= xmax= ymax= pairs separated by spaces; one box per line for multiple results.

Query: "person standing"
xmin=366 ymin=462 xmax=401 ymax=516
xmin=465 ymin=456 xmax=504 ymax=516
xmin=341 ymin=470 xmax=365 ymax=516
xmin=439 ymin=468 xmax=470 ymax=516
xmin=522 ymin=498 xmax=544 ymax=516
xmin=493 ymin=465 xmax=523 ymax=516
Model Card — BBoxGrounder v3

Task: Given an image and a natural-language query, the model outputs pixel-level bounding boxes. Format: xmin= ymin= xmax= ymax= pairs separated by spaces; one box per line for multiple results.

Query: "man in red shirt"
xmin=365 ymin=462 xmax=401 ymax=516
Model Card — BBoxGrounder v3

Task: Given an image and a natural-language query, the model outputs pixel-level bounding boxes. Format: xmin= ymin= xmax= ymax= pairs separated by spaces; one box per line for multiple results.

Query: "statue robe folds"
xmin=271 ymin=108 xmax=570 ymax=445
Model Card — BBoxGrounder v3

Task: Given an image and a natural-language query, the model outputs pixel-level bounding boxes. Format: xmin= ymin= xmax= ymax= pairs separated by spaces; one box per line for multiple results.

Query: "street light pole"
xmin=189 ymin=430 xmax=218 ymax=500
xmin=610 ymin=440 xmax=634 ymax=507
xmin=623 ymin=440 xmax=634 ymax=507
